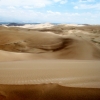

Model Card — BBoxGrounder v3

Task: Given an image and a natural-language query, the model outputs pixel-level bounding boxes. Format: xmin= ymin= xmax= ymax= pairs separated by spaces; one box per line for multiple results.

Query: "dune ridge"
xmin=0 ymin=25 xmax=100 ymax=61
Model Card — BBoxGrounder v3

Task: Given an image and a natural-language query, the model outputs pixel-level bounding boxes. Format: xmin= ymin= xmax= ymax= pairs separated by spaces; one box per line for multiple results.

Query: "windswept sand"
xmin=0 ymin=24 xmax=100 ymax=100
xmin=0 ymin=61 xmax=100 ymax=100
xmin=0 ymin=84 xmax=100 ymax=100
xmin=0 ymin=60 xmax=100 ymax=88
xmin=0 ymin=24 xmax=100 ymax=61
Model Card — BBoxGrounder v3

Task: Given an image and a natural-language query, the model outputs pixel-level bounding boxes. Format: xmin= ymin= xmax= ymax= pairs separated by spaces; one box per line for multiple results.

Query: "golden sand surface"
xmin=0 ymin=25 xmax=100 ymax=99
xmin=0 ymin=60 xmax=100 ymax=100
xmin=0 ymin=25 xmax=100 ymax=61
xmin=0 ymin=60 xmax=100 ymax=88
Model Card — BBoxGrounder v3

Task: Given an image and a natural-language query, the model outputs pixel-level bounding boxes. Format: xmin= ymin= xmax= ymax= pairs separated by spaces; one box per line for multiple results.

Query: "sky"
xmin=0 ymin=0 xmax=100 ymax=24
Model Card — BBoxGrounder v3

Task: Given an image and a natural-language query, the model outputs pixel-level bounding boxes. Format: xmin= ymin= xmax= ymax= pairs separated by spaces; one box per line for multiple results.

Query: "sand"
xmin=0 ymin=60 xmax=100 ymax=100
xmin=0 ymin=24 xmax=100 ymax=100
xmin=0 ymin=60 xmax=100 ymax=87
xmin=0 ymin=24 xmax=100 ymax=60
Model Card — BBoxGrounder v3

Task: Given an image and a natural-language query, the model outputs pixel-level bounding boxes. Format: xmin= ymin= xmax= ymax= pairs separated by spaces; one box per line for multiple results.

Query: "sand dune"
xmin=0 ymin=61 xmax=100 ymax=100
xmin=0 ymin=24 xmax=100 ymax=99
xmin=0 ymin=29 xmax=65 ymax=52
xmin=0 ymin=27 xmax=100 ymax=61
xmin=2 ymin=23 xmax=54 ymax=30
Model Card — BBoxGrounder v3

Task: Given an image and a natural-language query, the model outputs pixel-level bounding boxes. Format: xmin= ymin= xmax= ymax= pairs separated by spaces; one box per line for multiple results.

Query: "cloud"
xmin=53 ymin=0 xmax=68 ymax=4
xmin=23 ymin=6 xmax=34 ymax=9
xmin=71 ymin=0 xmax=95 ymax=5
xmin=7 ymin=6 xmax=16 ymax=9
xmin=79 ymin=0 xmax=95 ymax=2
xmin=0 ymin=0 xmax=68 ymax=8
xmin=0 ymin=0 xmax=100 ymax=24
xmin=74 ymin=3 xmax=100 ymax=9
xmin=0 ymin=7 xmax=100 ymax=24
xmin=0 ymin=0 xmax=52 ymax=8
xmin=0 ymin=0 xmax=68 ymax=7
xmin=74 ymin=6 xmax=79 ymax=9
xmin=47 ymin=10 xmax=61 ymax=16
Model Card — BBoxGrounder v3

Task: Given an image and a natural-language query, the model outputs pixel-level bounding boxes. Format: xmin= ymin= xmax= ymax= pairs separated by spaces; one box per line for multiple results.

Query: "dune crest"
xmin=0 ymin=25 xmax=100 ymax=61
xmin=0 ymin=35 xmax=100 ymax=61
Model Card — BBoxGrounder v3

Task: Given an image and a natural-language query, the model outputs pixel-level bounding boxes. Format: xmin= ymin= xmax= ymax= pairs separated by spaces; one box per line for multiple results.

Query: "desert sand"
xmin=0 ymin=60 xmax=100 ymax=100
xmin=0 ymin=24 xmax=100 ymax=100
xmin=0 ymin=24 xmax=100 ymax=61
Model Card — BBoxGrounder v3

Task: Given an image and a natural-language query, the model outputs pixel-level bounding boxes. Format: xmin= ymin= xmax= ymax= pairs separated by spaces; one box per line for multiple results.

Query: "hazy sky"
xmin=0 ymin=0 xmax=100 ymax=24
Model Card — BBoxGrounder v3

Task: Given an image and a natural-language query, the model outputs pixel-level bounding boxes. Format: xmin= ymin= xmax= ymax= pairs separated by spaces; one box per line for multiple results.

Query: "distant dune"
xmin=0 ymin=24 xmax=100 ymax=61
xmin=7 ymin=23 xmax=25 ymax=26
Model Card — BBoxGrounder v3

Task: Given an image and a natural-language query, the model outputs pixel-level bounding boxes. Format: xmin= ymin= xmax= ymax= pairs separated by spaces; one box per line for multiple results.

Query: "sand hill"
xmin=0 ymin=24 xmax=100 ymax=61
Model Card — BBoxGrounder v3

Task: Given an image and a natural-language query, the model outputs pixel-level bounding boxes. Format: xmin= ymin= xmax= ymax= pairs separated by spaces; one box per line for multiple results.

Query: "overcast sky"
xmin=0 ymin=0 xmax=100 ymax=24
